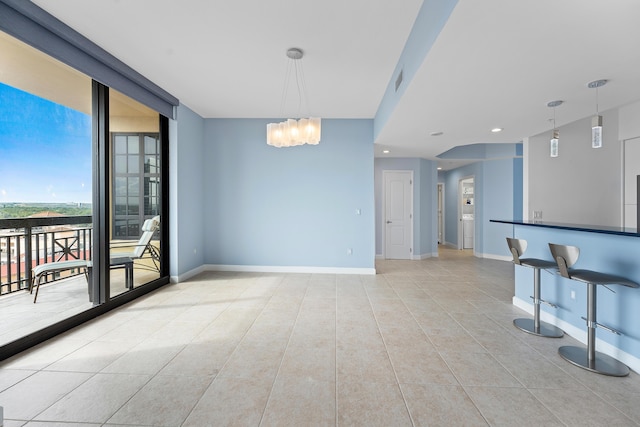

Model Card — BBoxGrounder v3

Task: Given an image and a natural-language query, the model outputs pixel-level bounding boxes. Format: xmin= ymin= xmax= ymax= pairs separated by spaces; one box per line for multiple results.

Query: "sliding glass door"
xmin=108 ymin=89 xmax=163 ymax=298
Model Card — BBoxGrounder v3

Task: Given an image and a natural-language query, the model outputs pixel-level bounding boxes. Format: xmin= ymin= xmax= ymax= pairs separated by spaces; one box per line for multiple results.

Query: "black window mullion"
xmin=92 ymin=80 xmax=110 ymax=304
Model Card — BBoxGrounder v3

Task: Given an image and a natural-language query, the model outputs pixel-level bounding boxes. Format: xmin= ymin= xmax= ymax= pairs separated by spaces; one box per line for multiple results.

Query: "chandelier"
xmin=266 ymin=48 xmax=321 ymax=147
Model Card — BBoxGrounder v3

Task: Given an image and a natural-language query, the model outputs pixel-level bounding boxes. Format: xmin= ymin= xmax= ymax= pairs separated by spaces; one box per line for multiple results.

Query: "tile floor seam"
xmin=461 ymin=384 xmax=566 ymax=427
xmin=526 ymin=386 xmax=639 ymax=427
xmin=105 ymin=278 xmax=260 ymax=427
xmin=365 ymin=274 xmax=418 ymax=427
xmin=253 ymin=274 xmax=302 ymax=427
xmin=334 ymin=274 xmax=339 ymax=427
xmin=28 ymin=369 xmax=101 ymax=423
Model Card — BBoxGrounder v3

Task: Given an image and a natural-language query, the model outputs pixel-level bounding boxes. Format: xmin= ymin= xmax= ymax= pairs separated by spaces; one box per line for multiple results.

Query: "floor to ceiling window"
xmin=0 ymin=16 xmax=170 ymax=358
xmin=0 ymin=30 xmax=93 ymax=347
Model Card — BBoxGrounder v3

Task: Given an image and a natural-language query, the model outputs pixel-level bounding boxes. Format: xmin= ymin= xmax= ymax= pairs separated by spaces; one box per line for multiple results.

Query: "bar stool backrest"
xmin=506 ymin=237 xmax=527 ymax=265
xmin=548 ymin=243 xmax=580 ymax=279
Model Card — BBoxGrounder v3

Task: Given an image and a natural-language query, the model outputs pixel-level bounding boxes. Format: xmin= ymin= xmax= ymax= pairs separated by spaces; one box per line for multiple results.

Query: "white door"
xmin=384 ymin=171 xmax=413 ymax=259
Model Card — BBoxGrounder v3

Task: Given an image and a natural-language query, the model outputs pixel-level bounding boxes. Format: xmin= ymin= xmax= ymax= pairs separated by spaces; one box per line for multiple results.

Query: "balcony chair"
xmin=109 ymin=215 xmax=160 ymax=272
xmin=30 ymin=216 xmax=160 ymax=303
xmin=31 ymin=259 xmax=88 ymax=303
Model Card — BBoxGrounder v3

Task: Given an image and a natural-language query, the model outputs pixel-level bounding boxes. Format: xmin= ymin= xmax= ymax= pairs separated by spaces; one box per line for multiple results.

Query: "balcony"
xmin=0 ymin=215 xmax=158 ymax=347
xmin=1 ymin=215 xmax=92 ymax=296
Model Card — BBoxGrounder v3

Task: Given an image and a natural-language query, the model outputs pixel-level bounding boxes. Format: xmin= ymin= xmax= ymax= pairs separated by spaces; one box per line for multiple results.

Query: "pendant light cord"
xmin=278 ymin=55 xmax=312 ymax=119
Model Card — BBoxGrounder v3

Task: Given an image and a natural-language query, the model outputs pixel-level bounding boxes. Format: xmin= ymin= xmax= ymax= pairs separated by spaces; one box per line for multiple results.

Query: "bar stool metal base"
xmin=513 ymin=318 xmax=564 ymax=338
xmin=558 ymin=345 xmax=630 ymax=377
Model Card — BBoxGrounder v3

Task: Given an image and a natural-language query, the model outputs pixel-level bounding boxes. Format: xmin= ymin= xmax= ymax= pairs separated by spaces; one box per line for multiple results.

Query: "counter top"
xmin=490 ymin=219 xmax=640 ymax=237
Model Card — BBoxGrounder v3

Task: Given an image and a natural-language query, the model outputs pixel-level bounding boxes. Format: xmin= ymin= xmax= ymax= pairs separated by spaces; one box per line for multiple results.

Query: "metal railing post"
xmin=25 ymin=221 xmax=32 ymax=291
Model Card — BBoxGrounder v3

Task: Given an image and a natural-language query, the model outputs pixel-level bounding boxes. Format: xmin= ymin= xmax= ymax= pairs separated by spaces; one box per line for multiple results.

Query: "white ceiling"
xmin=33 ymin=0 xmax=640 ymax=169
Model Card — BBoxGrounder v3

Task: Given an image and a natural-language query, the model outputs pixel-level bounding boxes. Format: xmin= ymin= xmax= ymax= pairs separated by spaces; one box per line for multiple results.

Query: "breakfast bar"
xmin=491 ymin=219 xmax=640 ymax=373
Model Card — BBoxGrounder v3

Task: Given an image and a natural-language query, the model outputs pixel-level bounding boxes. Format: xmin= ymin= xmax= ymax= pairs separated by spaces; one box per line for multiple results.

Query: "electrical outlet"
xmin=347 ymin=248 xmax=353 ymax=255
xmin=571 ymin=290 xmax=576 ymax=300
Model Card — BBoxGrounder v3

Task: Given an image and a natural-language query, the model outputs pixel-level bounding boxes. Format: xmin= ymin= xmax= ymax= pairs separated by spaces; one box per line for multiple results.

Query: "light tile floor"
xmin=1 ymin=247 xmax=639 ymax=426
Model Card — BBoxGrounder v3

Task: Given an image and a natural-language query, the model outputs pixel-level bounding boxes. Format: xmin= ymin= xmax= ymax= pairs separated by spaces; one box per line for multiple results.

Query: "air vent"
xmin=395 ymin=69 xmax=403 ymax=92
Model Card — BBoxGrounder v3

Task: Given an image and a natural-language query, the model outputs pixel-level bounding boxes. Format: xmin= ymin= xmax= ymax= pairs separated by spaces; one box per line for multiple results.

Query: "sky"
xmin=0 ymin=82 xmax=92 ymax=203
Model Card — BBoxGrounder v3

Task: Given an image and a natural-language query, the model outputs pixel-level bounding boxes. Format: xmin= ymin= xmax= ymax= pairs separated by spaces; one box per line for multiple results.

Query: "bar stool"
xmin=506 ymin=238 xmax=564 ymax=337
xmin=549 ymin=243 xmax=639 ymax=376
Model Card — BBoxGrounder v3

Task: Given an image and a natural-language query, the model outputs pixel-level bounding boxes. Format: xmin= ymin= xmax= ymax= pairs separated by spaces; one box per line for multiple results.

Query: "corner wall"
xmin=170 ymin=104 xmax=206 ymax=279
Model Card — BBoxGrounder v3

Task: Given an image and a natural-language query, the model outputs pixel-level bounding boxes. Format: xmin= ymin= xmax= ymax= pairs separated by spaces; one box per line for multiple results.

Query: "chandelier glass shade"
xmin=267 ymin=117 xmax=321 ymax=147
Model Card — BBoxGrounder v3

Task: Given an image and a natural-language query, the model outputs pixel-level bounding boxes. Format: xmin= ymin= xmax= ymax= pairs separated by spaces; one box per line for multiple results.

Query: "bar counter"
xmin=490 ymin=219 xmax=640 ymax=238
xmin=491 ymin=219 xmax=640 ymax=372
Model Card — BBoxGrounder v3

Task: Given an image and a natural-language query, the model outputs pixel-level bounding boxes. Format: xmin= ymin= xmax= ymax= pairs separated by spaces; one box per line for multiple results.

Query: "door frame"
xmin=437 ymin=182 xmax=445 ymax=245
xmin=457 ymin=175 xmax=474 ymax=250
xmin=382 ymin=170 xmax=414 ymax=260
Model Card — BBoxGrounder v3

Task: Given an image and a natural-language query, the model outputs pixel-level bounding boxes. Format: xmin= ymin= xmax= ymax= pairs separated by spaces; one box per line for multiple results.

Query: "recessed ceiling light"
xmin=437 ymin=167 xmax=442 ymax=170
xmin=491 ymin=128 xmax=503 ymax=133
xmin=383 ymin=150 xmax=390 ymax=154
xmin=430 ymin=131 xmax=444 ymax=137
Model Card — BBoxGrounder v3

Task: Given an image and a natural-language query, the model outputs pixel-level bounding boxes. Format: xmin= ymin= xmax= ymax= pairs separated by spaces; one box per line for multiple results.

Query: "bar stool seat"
xmin=549 ymin=243 xmax=639 ymax=376
xmin=506 ymin=238 xmax=563 ymax=338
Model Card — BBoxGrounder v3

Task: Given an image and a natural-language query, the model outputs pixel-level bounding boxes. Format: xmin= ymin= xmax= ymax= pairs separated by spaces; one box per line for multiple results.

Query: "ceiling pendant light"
xmin=587 ymin=79 xmax=607 ymax=149
xmin=266 ymin=48 xmax=321 ymax=148
xmin=547 ymin=100 xmax=563 ymax=158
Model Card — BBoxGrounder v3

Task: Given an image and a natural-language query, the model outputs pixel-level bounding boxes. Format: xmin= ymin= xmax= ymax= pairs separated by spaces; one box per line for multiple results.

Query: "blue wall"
xmin=420 ymin=158 xmax=438 ymax=257
xmin=170 ymin=104 xmax=206 ymax=278
xmin=482 ymin=158 xmax=517 ymax=257
xmin=203 ymin=119 xmax=375 ymax=270
xmin=374 ymin=158 xmax=438 ymax=258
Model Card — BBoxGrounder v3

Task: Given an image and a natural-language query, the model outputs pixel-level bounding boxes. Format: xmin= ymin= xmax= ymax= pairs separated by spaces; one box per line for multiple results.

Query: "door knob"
xmin=386 ymin=220 xmax=392 ymax=224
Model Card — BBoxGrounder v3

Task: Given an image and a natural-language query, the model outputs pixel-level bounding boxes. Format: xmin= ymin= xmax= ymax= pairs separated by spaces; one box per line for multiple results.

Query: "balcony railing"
xmin=0 ymin=216 xmax=92 ymax=296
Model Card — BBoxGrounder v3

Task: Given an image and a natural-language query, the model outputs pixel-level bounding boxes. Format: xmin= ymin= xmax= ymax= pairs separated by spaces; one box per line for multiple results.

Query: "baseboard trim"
xmin=205 ymin=264 xmax=376 ymax=275
xmin=478 ymin=252 xmax=512 ymax=262
xmin=513 ymin=296 xmax=640 ymax=373
xmin=170 ymin=264 xmax=206 ymax=283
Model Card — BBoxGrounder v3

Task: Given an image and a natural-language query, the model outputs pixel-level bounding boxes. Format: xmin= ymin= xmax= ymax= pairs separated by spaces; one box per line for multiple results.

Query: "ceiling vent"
xmin=395 ymin=69 xmax=403 ymax=92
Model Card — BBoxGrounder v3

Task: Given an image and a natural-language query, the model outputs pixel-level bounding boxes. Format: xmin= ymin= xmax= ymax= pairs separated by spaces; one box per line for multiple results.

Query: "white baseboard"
xmin=205 ymin=264 xmax=376 ymax=276
xmin=513 ymin=296 xmax=640 ymax=374
xmin=478 ymin=252 xmax=512 ymax=262
xmin=378 ymin=252 xmax=438 ymax=261
xmin=170 ymin=264 xmax=206 ymax=283
xmin=172 ymin=264 xmax=377 ymax=282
